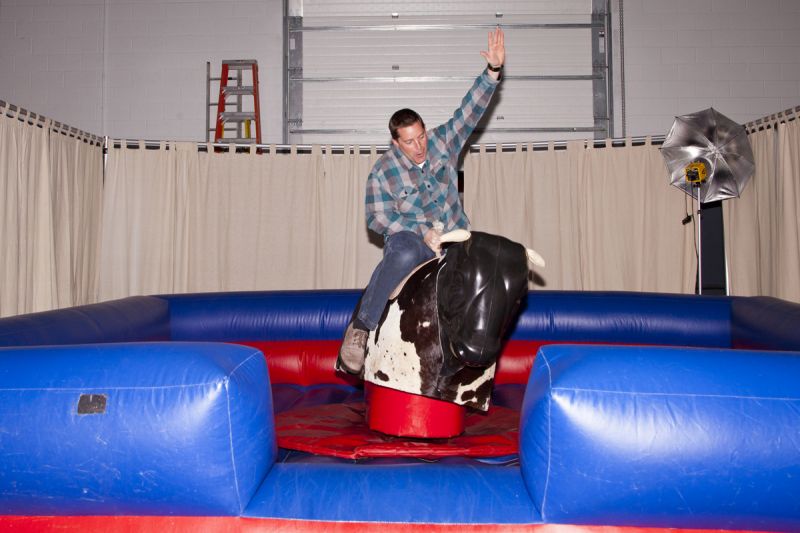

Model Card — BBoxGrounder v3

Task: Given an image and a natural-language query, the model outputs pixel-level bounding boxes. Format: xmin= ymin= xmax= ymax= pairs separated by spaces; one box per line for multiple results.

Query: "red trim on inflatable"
xmin=365 ymin=382 xmax=465 ymax=438
xmin=235 ymin=339 xmax=548 ymax=386
xmin=493 ymin=341 xmax=635 ymax=384
xmin=236 ymin=340 xmax=641 ymax=388
xmin=235 ymin=340 xmax=357 ymax=386
xmin=0 ymin=516 xmax=776 ymax=533
xmin=494 ymin=340 xmax=541 ymax=384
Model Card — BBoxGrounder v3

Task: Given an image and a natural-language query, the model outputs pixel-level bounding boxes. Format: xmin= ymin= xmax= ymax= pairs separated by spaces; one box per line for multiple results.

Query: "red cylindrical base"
xmin=365 ymin=382 xmax=465 ymax=438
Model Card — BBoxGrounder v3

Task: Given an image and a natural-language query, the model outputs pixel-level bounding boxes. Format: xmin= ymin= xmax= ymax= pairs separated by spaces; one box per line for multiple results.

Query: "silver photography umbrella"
xmin=661 ymin=107 xmax=755 ymax=203
xmin=660 ymin=107 xmax=755 ymax=295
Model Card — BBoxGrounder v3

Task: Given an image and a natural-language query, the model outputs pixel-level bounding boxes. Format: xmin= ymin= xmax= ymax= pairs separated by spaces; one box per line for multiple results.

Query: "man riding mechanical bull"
xmin=336 ymin=27 xmax=544 ymax=412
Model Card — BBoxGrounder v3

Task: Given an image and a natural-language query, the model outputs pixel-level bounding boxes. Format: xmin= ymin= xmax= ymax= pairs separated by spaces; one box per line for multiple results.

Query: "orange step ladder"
xmin=212 ymin=59 xmax=261 ymax=144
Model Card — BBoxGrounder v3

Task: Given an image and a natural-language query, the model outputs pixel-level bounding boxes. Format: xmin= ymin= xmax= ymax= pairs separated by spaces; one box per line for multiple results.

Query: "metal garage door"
xmin=285 ymin=0 xmax=613 ymax=145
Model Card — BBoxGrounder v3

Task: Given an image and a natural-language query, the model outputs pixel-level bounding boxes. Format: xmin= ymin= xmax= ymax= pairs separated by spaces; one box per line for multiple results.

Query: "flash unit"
xmin=685 ymin=160 xmax=708 ymax=184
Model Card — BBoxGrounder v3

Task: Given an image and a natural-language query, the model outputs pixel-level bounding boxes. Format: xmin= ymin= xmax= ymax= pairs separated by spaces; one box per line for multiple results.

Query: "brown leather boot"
xmin=336 ymin=322 xmax=368 ymax=375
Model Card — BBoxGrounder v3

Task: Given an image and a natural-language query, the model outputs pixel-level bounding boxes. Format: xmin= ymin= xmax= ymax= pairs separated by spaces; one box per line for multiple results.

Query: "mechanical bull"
xmin=355 ymin=231 xmax=544 ymax=412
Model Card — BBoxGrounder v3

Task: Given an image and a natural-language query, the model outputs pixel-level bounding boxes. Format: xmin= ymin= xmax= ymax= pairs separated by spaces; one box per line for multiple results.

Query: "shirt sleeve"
xmin=439 ymin=69 xmax=499 ymax=156
xmin=365 ymin=167 xmax=407 ymax=237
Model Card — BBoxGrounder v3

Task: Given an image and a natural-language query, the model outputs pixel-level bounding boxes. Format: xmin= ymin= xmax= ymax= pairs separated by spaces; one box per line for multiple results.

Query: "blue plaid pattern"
xmin=366 ymin=70 xmax=499 ymax=237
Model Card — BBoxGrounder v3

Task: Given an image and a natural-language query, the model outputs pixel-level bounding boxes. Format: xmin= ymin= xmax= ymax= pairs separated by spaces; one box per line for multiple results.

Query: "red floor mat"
xmin=275 ymin=402 xmax=518 ymax=459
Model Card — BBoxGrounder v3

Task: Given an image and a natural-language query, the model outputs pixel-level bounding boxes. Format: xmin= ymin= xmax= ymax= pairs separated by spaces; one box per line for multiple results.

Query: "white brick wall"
xmin=0 ymin=0 xmax=283 ymax=142
xmin=104 ymin=0 xmax=283 ymax=142
xmin=1 ymin=0 xmax=798 ymax=141
xmin=0 ymin=0 xmax=105 ymax=132
xmin=623 ymin=0 xmax=800 ymax=136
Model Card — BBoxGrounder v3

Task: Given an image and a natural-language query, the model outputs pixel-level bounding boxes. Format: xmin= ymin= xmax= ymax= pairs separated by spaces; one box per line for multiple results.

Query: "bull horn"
xmin=440 ymin=229 xmax=471 ymax=244
xmin=526 ymin=248 xmax=546 ymax=268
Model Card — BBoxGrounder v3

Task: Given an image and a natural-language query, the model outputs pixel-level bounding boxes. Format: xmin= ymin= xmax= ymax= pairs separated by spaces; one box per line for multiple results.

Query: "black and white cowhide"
xmin=363 ymin=231 xmax=532 ymax=411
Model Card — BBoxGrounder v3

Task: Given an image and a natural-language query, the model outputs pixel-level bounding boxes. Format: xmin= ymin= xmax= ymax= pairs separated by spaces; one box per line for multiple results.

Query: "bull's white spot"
xmin=365 ymin=300 xmax=423 ymax=394
xmin=365 ymin=294 xmax=498 ymax=410
xmin=455 ymin=362 xmax=496 ymax=411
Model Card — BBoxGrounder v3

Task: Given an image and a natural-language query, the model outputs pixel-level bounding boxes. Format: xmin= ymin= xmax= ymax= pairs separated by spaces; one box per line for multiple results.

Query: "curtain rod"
xmin=107 ymin=134 xmax=668 ymax=154
xmin=744 ymin=104 xmax=799 ymax=131
xmin=0 ymin=99 xmax=104 ymax=145
xmin=4 ymin=97 xmax=786 ymax=152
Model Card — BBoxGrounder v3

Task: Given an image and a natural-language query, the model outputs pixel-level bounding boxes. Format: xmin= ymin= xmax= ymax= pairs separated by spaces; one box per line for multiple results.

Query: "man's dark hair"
xmin=389 ymin=108 xmax=425 ymax=140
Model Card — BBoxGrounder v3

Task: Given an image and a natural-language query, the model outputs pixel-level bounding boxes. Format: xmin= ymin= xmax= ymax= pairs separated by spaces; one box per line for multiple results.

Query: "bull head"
xmin=364 ymin=230 xmax=543 ymax=411
xmin=436 ymin=232 xmax=531 ymax=372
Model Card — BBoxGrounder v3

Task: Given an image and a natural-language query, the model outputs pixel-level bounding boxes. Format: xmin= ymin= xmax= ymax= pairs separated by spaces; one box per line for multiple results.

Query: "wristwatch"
xmin=487 ymin=63 xmax=503 ymax=72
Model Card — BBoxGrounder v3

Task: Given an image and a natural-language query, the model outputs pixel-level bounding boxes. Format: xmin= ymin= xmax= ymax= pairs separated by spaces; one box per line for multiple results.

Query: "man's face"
xmin=392 ymin=121 xmax=428 ymax=165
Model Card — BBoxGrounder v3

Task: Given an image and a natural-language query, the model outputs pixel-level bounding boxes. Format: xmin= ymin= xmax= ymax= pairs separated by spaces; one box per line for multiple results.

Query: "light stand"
xmin=685 ymin=161 xmax=708 ymax=295
xmin=693 ymin=184 xmax=703 ymax=295
xmin=661 ymin=108 xmax=756 ymax=297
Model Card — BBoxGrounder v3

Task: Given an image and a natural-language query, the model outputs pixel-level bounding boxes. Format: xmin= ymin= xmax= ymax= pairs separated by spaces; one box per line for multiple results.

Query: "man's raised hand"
xmin=480 ymin=27 xmax=505 ymax=69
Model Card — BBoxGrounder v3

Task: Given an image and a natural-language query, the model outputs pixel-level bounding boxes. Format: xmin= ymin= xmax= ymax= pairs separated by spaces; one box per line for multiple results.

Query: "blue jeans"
xmin=357 ymin=231 xmax=435 ymax=331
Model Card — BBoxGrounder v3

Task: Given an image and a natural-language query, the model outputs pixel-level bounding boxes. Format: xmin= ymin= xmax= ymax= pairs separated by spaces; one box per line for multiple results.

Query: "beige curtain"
xmin=316 ymin=146 xmax=382 ymax=288
xmin=724 ymin=127 xmax=778 ymax=296
xmin=725 ymin=113 xmax=800 ymax=302
xmin=0 ymin=111 xmax=56 ymax=316
xmin=0 ymin=107 xmax=103 ymax=317
xmin=99 ymin=142 xmax=383 ymax=299
xmin=774 ymin=116 xmax=800 ymax=300
xmin=49 ymin=128 xmax=104 ymax=306
xmin=98 ymin=141 xmax=180 ymax=300
xmin=464 ymin=139 xmax=695 ymax=293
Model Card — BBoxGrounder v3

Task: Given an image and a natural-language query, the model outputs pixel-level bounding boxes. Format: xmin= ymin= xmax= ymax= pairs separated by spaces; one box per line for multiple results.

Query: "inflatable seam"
xmin=0 ymin=383 xmax=222 ymax=391
xmin=224 ymin=378 xmax=243 ymax=513
xmin=225 ymin=351 xmax=261 ymax=513
xmin=539 ymin=350 xmax=554 ymax=520
xmin=550 ymin=387 xmax=800 ymax=401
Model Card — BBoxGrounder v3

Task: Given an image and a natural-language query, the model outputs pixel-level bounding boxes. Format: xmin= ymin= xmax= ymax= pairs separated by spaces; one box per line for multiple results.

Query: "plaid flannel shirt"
xmin=366 ymin=69 xmax=499 ymax=238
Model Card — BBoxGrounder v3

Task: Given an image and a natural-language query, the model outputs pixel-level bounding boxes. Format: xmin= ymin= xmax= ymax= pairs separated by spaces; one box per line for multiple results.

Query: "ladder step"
xmin=219 ymin=111 xmax=256 ymax=122
xmin=222 ymin=86 xmax=255 ymax=96
xmin=210 ymin=103 xmax=250 ymax=109
xmin=222 ymin=59 xmax=257 ymax=69
xmin=213 ymin=60 xmax=260 ymax=144
xmin=214 ymin=137 xmax=257 ymax=144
